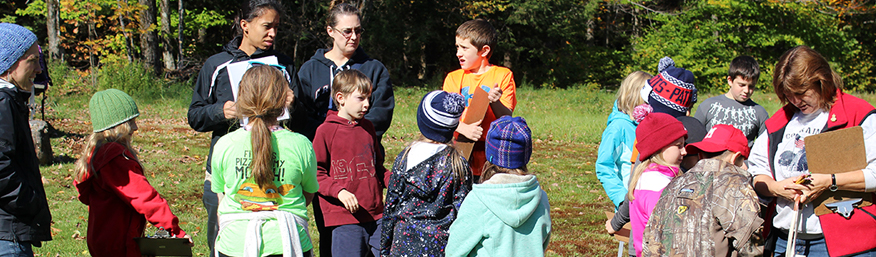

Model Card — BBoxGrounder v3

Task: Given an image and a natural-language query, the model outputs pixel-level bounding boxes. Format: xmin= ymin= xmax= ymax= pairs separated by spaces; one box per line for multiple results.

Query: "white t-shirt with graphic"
xmin=750 ymin=110 xmax=828 ymax=234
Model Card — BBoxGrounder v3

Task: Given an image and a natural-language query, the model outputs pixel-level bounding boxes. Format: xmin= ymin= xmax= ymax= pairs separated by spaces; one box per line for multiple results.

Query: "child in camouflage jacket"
xmin=642 ymin=124 xmax=763 ymax=257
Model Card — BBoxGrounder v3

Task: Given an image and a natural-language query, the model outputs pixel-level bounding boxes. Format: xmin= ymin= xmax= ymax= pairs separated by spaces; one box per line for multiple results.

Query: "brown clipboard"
xmin=604 ymin=211 xmax=632 ymax=243
xmin=454 ymin=86 xmax=490 ymax=159
xmin=804 ymin=126 xmax=873 ymax=216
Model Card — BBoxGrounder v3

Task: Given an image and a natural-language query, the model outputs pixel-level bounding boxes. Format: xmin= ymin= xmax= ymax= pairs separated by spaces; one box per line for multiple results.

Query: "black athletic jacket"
xmin=187 ymin=37 xmax=298 ymax=177
xmin=0 ymin=84 xmax=52 ymax=244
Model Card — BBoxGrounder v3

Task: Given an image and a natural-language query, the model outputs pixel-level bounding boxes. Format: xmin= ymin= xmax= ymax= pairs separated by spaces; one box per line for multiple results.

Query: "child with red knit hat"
xmin=628 ymin=111 xmax=688 ymax=256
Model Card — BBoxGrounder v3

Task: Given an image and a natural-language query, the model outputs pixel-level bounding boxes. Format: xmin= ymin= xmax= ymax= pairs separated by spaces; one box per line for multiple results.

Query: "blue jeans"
xmin=204 ymin=181 xmax=219 ymax=257
xmin=329 ymin=221 xmax=381 ymax=257
xmin=775 ymin=234 xmax=876 ymax=257
xmin=0 ymin=240 xmax=33 ymax=257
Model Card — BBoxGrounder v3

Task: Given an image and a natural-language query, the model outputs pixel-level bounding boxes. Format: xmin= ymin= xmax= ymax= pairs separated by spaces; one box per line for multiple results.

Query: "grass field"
xmin=30 ymin=83 xmax=875 ymax=256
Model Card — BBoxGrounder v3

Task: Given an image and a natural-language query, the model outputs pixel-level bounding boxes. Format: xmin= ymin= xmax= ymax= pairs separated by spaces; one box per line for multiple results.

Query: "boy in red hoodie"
xmin=312 ymin=69 xmax=390 ymax=257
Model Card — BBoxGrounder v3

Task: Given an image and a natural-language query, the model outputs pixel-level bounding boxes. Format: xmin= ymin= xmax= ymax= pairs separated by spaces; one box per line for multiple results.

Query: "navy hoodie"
xmin=187 ymin=36 xmax=298 ymax=177
xmin=293 ymin=46 xmax=394 ymax=140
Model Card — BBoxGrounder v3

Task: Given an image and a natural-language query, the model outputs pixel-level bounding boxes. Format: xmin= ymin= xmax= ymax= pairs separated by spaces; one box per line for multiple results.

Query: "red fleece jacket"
xmin=313 ymin=111 xmax=389 ymax=227
xmin=74 ymin=142 xmax=186 ymax=257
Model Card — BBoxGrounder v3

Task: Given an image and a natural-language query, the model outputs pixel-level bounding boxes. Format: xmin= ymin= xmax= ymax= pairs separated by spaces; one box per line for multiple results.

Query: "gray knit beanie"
xmin=0 ymin=23 xmax=38 ymax=74
xmin=89 ymin=89 xmax=140 ymax=132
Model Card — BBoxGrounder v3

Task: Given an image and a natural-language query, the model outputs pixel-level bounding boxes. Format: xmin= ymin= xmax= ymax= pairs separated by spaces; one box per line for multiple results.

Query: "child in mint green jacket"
xmin=445 ymin=116 xmax=551 ymax=256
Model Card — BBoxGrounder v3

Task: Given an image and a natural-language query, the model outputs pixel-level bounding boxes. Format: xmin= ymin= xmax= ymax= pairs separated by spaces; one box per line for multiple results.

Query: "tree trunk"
xmin=118 ymin=2 xmax=134 ymax=62
xmin=178 ymin=0 xmax=185 ymax=67
xmin=87 ymin=18 xmax=98 ymax=86
xmin=159 ymin=0 xmax=175 ymax=70
xmin=139 ymin=0 xmax=160 ymax=74
xmin=46 ymin=0 xmax=61 ymax=60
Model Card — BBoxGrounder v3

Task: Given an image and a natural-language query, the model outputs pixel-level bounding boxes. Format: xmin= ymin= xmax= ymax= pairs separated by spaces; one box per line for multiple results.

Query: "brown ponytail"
xmin=236 ymin=65 xmax=288 ymax=189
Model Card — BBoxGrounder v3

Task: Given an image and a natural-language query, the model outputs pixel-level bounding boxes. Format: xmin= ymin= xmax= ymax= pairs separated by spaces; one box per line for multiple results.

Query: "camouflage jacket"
xmin=642 ymin=158 xmax=763 ymax=257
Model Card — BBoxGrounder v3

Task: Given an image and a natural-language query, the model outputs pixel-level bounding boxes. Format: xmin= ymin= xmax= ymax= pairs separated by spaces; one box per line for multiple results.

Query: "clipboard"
xmin=804 ymin=126 xmax=874 ymax=215
xmin=604 ymin=211 xmax=631 ymax=243
xmin=134 ymin=237 xmax=193 ymax=256
xmin=454 ymin=86 xmax=490 ymax=159
xmin=226 ymin=56 xmax=291 ymax=126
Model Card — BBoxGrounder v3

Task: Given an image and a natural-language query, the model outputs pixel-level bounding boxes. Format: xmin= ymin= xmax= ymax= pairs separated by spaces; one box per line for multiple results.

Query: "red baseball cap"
xmin=685 ymin=124 xmax=750 ymax=158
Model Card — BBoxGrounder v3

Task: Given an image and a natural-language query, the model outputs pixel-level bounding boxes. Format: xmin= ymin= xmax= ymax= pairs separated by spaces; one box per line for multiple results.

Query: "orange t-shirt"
xmin=442 ymin=66 xmax=517 ymax=175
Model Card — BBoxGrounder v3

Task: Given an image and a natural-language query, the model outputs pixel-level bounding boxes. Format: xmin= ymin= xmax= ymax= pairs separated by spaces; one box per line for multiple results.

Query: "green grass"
xmin=34 ymin=80 xmax=876 ymax=256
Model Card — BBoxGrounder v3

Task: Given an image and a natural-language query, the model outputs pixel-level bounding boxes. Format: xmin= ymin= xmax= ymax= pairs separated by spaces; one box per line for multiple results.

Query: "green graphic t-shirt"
xmin=211 ymin=128 xmax=319 ymax=256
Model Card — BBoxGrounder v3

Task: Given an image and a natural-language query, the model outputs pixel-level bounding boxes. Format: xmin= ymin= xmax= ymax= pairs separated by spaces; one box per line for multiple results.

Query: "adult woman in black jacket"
xmin=0 ymin=23 xmax=52 ymax=256
xmin=294 ymin=3 xmax=394 ymax=141
xmin=186 ymin=1 xmax=296 ymax=256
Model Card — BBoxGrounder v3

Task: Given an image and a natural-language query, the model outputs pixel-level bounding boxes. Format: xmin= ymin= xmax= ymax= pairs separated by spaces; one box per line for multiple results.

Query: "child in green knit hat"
xmin=74 ymin=88 xmax=191 ymax=257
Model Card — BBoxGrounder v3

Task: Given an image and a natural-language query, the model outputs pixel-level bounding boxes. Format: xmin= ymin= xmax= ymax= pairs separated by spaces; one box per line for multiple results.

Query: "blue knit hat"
xmin=485 ymin=116 xmax=532 ymax=169
xmin=417 ymin=91 xmax=466 ymax=143
xmin=0 ymin=23 xmax=38 ymax=74
xmin=647 ymin=57 xmax=697 ymax=118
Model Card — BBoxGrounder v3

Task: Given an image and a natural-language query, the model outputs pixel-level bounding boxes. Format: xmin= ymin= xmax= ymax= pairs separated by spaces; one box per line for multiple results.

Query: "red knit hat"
xmin=685 ymin=124 xmax=750 ymax=158
xmin=636 ymin=112 xmax=688 ymax=161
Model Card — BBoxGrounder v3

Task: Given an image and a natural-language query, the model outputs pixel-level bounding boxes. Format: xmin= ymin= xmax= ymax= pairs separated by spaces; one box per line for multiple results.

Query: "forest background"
xmin=2 ymin=0 xmax=876 ymax=93
xmin=3 ymin=0 xmax=876 ymax=255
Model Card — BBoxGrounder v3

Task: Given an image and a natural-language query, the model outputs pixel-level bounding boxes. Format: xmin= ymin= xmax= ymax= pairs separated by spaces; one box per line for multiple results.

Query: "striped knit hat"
xmin=647 ymin=57 xmax=697 ymax=118
xmin=417 ymin=91 xmax=466 ymax=143
xmin=89 ymin=89 xmax=140 ymax=132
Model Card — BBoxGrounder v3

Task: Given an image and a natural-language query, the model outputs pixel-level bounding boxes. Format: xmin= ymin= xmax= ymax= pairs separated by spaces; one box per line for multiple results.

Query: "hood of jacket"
xmin=222 ymin=36 xmax=278 ymax=61
xmin=607 ymin=100 xmax=635 ymax=126
xmin=401 ymin=146 xmax=458 ymax=197
xmin=323 ymin=110 xmax=362 ymax=127
xmin=0 ymin=79 xmax=33 ymax=97
xmin=75 ymin=142 xmax=131 ymax=205
xmin=474 ymin=174 xmax=546 ymax=228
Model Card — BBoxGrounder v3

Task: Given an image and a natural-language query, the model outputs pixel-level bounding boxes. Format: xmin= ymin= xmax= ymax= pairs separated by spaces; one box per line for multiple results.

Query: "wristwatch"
xmin=829 ymin=174 xmax=838 ymax=192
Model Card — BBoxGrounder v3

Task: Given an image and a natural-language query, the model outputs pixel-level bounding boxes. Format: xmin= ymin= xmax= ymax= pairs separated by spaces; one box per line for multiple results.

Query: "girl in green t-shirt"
xmin=211 ymin=65 xmax=319 ymax=257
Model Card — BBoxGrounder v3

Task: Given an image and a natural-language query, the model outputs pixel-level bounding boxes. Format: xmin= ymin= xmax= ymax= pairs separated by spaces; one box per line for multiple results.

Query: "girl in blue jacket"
xmin=595 ymin=71 xmax=652 ymax=208
xmin=446 ymin=116 xmax=551 ymax=257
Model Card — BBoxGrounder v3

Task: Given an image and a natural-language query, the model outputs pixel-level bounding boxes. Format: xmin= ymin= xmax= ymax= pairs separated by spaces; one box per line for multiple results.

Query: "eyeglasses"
xmin=333 ymin=26 xmax=364 ymax=38
xmin=248 ymin=61 xmax=291 ymax=83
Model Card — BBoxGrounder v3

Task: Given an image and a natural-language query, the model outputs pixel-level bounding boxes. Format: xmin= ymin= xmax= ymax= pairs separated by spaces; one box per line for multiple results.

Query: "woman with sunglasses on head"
xmin=187 ymin=1 xmax=297 ymax=256
xmin=294 ymin=3 xmax=394 ymax=142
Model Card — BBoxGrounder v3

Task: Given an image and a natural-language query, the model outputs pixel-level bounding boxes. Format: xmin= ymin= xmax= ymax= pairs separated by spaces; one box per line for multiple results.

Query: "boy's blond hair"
xmin=456 ymin=19 xmax=497 ymax=59
xmin=617 ymin=71 xmax=652 ymax=115
xmin=332 ymin=69 xmax=373 ymax=108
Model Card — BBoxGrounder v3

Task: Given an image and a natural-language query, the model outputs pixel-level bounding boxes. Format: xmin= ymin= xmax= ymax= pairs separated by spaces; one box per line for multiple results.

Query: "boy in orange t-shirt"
xmin=442 ymin=19 xmax=517 ymax=179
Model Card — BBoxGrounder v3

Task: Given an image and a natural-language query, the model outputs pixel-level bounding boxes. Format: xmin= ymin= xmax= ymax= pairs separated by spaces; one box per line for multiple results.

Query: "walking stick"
xmin=785 ymin=197 xmax=801 ymax=257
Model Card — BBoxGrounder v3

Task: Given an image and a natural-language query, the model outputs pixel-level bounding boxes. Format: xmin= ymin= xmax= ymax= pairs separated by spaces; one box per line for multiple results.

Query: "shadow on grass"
xmin=45 ymin=119 xmax=87 ymax=164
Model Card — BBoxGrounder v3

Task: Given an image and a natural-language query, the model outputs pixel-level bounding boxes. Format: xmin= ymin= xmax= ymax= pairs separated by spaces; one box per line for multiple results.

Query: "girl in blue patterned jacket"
xmin=380 ymin=91 xmax=472 ymax=257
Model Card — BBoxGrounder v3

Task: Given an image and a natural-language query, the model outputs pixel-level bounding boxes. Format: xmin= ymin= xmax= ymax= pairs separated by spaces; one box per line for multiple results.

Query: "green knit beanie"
xmin=89 ymin=89 xmax=140 ymax=132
